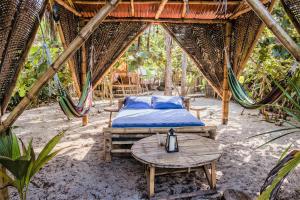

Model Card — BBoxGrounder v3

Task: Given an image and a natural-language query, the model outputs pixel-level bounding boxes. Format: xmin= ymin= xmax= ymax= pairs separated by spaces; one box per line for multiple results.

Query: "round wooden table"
xmin=131 ymin=134 xmax=222 ymax=198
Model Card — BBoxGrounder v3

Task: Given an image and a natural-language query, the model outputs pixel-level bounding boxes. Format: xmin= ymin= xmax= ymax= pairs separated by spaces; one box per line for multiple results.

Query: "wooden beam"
xmin=222 ymin=22 xmax=232 ymax=125
xmin=55 ymin=0 xmax=82 ymax=17
xmin=238 ymin=0 xmax=276 ymax=75
xmin=230 ymin=0 xmax=269 ymax=19
xmin=130 ymin=0 xmax=135 ymax=17
xmin=0 ymin=0 xmax=120 ymax=134
xmin=99 ymin=18 xmax=228 ymax=24
xmin=55 ymin=21 xmax=82 ymax=96
xmin=92 ymin=24 xmax=150 ymax=89
xmin=245 ymin=0 xmax=300 ymax=62
xmin=155 ymin=0 xmax=168 ymax=19
xmin=181 ymin=0 xmax=187 ymax=18
xmin=74 ymin=0 xmax=241 ymax=5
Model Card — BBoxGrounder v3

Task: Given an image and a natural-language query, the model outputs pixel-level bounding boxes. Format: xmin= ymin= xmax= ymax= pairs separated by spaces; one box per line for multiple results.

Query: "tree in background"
xmin=181 ymin=52 xmax=187 ymax=96
xmin=164 ymin=33 xmax=173 ymax=96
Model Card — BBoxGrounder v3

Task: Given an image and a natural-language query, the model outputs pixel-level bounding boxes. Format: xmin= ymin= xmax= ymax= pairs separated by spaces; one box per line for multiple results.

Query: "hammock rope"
xmin=225 ymin=50 xmax=297 ymax=109
xmin=39 ymin=17 xmax=93 ymax=119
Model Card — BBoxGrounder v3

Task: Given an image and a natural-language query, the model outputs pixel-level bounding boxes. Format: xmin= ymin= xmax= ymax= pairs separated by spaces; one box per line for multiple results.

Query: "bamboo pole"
xmin=181 ymin=0 xmax=187 ymax=18
xmin=222 ymin=22 xmax=232 ymax=125
xmin=238 ymin=0 xmax=277 ymax=75
xmin=130 ymin=0 xmax=135 ymax=17
xmin=0 ymin=0 xmax=120 ymax=134
xmin=245 ymin=0 xmax=300 ymax=62
xmin=155 ymin=0 xmax=168 ymax=19
xmin=55 ymin=21 xmax=82 ymax=96
xmin=81 ymin=44 xmax=88 ymax=126
xmin=74 ymin=0 xmax=241 ymax=5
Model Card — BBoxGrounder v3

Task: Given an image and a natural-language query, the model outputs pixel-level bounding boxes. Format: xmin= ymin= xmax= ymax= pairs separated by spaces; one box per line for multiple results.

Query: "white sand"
xmin=5 ymin=96 xmax=300 ymax=199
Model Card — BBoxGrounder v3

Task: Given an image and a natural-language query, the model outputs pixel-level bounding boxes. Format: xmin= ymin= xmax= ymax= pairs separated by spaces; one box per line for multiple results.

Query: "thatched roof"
xmin=2 ymin=0 xmax=299 ymax=116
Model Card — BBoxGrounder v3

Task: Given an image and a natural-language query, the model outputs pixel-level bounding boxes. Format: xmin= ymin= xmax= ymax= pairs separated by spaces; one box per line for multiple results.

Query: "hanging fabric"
xmin=39 ymin=16 xmax=93 ymax=119
xmin=225 ymin=50 xmax=296 ymax=109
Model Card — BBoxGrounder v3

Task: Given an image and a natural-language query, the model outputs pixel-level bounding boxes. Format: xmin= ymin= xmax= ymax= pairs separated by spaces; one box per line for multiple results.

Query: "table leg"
xmin=146 ymin=166 xmax=155 ymax=198
xmin=211 ymin=161 xmax=216 ymax=189
xmin=196 ymin=111 xmax=200 ymax=119
xmin=108 ymin=112 xmax=112 ymax=127
xmin=203 ymin=161 xmax=216 ymax=189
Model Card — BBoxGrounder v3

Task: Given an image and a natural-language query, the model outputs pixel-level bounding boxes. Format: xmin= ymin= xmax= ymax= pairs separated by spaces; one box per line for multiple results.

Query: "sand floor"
xmin=4 ymin=95 xmax=300 ymax=199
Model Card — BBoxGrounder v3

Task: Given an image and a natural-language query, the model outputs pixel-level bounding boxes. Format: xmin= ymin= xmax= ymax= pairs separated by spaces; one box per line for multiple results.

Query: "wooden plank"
xmin=152 ymin=189 xmax=219 ymax=200
xmin=103 ymin=126 xmax=217 ymax=134
xmin=111 ymin=149 xmax=131 ymax=153
xmin=112 ymin=140 xmax=135 ymax=145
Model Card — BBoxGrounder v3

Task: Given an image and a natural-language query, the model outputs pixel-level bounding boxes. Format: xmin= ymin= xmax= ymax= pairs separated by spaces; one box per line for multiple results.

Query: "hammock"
xmin=41 ymin=30 xmax=93 ymax=119
xmin=225 ymin=50 xmax=294 ymax=109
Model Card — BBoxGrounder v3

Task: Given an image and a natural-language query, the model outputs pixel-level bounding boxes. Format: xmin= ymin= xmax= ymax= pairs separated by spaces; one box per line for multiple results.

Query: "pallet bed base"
xmin=103 ymin=126 xmax=217 ymax=161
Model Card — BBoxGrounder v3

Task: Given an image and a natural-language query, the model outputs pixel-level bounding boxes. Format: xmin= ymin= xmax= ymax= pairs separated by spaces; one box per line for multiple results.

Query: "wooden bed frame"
xmin=103 ymin=98 xmax=217 ymax=161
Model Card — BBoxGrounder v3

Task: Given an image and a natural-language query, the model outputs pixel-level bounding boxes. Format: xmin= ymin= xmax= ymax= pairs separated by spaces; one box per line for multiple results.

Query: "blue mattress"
xmin=112 ymin=109 xmax=205 ymax=128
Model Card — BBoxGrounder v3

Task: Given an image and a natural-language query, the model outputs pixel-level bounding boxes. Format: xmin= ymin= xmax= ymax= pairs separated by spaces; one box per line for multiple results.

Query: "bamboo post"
xmin=245 ymin=0 xmax=300 ymax=62
xmin=222 ymin=22 xmax=232 ymax=125
xmin=81 ymin=44 xmax=88 ymax=126
xmin=0 ymin=0 xmax=120 ymax=134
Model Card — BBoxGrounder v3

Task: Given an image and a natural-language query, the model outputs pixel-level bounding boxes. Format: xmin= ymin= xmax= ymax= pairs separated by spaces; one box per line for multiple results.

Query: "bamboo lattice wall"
xmin=0 ymin=0 xmax=48 ymax=115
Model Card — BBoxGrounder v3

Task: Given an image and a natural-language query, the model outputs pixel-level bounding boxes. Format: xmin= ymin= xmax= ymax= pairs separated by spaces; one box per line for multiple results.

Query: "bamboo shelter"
xmin=1 ymin=0 xmax=300 ymax=133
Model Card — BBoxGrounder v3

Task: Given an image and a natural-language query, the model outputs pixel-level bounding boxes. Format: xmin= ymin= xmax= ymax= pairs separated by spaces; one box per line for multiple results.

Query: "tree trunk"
xmin=181 ymin=52 xmax=187 ymax=96
xmin=164 ymin=33 xmax=172 ymax=96
xmin=147 ymin=26 xmax=151 ymax=52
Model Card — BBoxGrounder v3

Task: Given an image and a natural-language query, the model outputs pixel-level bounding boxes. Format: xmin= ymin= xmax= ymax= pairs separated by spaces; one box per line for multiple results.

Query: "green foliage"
xmin=8 ymin=17 xmax=72 ymax=110
xmin=250 ymin=79 xmax=300 ymax=199
xmin=115 ymin=25 xmax=202 ymax=89
xmin=242 ymin=2 xmax=299 ymax=100
xmin=0 ymin=129 xmax=64 ymax=200
xmin=258 ymin=150 xmax=300 ymax=200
